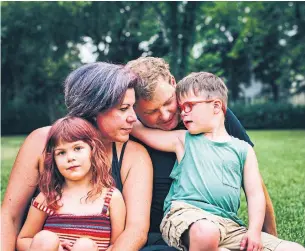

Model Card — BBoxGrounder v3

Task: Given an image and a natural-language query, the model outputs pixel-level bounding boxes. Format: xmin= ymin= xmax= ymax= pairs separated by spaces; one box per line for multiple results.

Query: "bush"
xmin=230 ymin=102 xmax=305 ymax=129
xmin=1 ymin=102 xmax=51 ymax=135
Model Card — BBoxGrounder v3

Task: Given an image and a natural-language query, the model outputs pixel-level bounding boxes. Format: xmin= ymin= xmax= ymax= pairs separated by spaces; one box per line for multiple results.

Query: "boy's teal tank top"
xmin=164 ymin=132 xmax=249 ymax=226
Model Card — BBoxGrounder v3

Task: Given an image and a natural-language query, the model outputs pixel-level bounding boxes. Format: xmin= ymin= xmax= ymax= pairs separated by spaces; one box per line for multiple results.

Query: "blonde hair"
xmin=126 ymin=57 xmax=171 ymax=100
xmin=177 ymin=72 xmax=228 ymax=109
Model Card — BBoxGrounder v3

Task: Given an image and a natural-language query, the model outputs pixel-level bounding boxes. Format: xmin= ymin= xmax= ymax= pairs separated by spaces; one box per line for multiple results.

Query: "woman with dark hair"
xmin=2 ymin=62 xmax=153 ymax=251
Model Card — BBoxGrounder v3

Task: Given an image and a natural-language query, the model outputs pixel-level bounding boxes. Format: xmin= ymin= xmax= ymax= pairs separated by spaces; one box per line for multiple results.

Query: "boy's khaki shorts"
xmin=160 ymin=201 xmax=283 ymax=251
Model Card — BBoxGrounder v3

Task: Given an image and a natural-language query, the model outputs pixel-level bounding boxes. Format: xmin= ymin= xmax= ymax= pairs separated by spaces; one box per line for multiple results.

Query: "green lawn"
xmin=1 ymin=131 xmax=305 ymax=245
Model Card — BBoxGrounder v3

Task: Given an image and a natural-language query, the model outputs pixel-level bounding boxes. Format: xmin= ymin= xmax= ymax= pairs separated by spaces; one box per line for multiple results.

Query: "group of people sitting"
xmin=1 ymin=57 xmax=304 ymax=251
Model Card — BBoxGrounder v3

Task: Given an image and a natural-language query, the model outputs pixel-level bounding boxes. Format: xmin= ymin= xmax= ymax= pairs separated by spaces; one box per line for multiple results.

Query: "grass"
xmin=238 ymin=130 xmax=305 ymax=246
xmin=1 ymin=135 xmax=26 ymax=198
xmin=1 ymin=131 xmax=305 ymax=245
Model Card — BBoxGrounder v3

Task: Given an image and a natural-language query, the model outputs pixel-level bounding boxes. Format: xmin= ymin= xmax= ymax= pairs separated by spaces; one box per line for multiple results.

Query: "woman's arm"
xmin=110 ymin=141 xmax=153 ymax=251
xmin=109 ymin=189 xmax=126 ymax=245
xmin=1 ymin=127 xmax=50 ymax=251
xmin=16 ymin=193 xmax=49 ymax=251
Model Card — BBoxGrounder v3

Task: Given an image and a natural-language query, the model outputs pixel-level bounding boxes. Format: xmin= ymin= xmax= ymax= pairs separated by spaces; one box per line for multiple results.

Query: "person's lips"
xmin=121 ymin=128 xmax=132 ymax=133
xmin=183 ymin=120 xmax=193 ymax=128
xmin=67 ymin=165 xmax=79 ymax=171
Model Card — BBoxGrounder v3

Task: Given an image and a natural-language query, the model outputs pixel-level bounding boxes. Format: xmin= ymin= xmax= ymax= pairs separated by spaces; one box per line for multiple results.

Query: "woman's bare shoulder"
xmin=18 ymin=126 xmax=51 ymax=163
xmin=28 ymin=126 xmax=51 ymax=140
xmin=23 ymin=126 xmax=51 ymax=149
xmin=125 ymin=139 xmax=149 ymax=154
xmin=123 ymin=140 xmax=152 ymax=170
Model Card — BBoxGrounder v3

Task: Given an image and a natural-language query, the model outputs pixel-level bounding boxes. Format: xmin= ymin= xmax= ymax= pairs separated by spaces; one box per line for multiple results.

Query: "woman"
xmin=1 ymin=62 xmax=153 ymax=251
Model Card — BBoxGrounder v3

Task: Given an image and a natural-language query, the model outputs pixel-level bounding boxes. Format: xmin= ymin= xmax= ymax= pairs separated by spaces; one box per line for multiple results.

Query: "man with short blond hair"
xmin=127 ymin=57 xmax=277 ymax=251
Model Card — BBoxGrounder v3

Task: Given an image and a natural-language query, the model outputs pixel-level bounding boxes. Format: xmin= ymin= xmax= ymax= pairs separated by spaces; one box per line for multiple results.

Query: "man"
xmin=126 ymin=57 xmax=277 ymax=250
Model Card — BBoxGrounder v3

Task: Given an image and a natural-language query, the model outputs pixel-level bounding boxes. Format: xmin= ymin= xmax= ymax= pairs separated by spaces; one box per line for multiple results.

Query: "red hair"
xmin=40 ymin=116 xmax=113 ymax=210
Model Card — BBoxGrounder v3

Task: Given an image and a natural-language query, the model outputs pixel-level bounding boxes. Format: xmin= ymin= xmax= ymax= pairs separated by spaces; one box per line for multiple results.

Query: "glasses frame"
xmin=179 ymin=99 xmax=226 ymax=114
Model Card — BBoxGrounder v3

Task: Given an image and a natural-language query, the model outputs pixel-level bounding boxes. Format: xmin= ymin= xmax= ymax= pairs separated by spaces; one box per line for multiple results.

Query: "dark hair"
xmin=65 ymin=62 xmax=140 ymax=121
xmin=40 ymin=116 xmax=113 ymax=210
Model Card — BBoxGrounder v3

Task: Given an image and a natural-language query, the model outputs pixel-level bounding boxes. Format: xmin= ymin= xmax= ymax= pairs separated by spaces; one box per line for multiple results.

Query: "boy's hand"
xmin=240 ymin=230 xmax=263 ymax=251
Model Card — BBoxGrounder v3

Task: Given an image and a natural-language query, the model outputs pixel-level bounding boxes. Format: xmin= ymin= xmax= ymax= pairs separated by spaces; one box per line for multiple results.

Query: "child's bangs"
xmin=47 ymin=117 xmax=94 ymax=148
xmin=53 ymin=129 xmax=86 ymax=147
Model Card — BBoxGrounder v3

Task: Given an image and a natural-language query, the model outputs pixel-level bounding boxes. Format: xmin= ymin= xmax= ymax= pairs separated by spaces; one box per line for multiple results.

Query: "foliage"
xmin=231 ymin=103 xmax=305 ymax=129
xmin=1 ymin=2 xmax=305 ymax=134
xmin=191 ymin=2 xmax=305 ymax=101
xmin=1 ymin=1 xmax=80 ymax=126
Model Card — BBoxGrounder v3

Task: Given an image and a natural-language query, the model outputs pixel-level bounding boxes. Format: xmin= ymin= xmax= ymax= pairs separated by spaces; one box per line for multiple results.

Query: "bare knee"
xmin=275 ymin=241 xmax=305 ymax=251
xmin=30 ymin=230 xmax=60 ymax=251
xmin=72 ymin=238 xmax=98 ymax=251
xmin=189 ymin=220 xmax=220 ymax=251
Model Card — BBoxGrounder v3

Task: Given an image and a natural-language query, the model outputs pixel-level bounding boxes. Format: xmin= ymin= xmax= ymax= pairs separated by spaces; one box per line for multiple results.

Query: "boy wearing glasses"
xmin=131 ymin=72 xmax=297 ymax=251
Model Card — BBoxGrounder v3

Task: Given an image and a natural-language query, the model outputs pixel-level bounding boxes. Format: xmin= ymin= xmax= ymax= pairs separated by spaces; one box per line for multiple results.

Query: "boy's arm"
xmin=131 ymin=120 xmax=185 ymax=153
xmin=16 ymin=193 xmax=48 ymax=251
xmin=226 ymin=108 xmax=277 ymax=235
xmin=109 ymin=189 xmax=126 ymax=245
xmin=241 ymin=146 xmax=266 ymax=250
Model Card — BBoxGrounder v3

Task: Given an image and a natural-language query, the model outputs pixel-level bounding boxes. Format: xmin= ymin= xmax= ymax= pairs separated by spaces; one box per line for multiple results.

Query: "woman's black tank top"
xmin=111 ymin=141 xmax=127 ymax=192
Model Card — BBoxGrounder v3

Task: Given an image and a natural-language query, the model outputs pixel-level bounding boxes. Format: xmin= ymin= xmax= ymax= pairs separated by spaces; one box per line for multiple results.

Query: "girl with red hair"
xmin=17 ymin=116 xmax=126 ymax=251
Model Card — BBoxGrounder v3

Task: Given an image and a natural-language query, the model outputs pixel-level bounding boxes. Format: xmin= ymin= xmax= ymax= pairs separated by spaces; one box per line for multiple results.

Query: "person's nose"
xmin=180 ymin=109 xmax=186 ymax=117
xmin=127 ymin=108 xmax=137 ymax=124
xmin=159 ymin=107 xmax=171 ymax=122
xmin=67 ymin=151 xmax=75 ymax=162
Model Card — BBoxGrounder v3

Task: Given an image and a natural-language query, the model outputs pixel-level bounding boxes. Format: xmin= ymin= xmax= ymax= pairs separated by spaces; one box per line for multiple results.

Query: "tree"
xmin=150 ymin=2 xmax=199 ymax=80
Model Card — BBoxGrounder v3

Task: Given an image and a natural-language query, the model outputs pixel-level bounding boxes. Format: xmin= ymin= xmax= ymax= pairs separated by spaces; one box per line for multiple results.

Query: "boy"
xmin=132 ymin=72 xmax=286 ymax=251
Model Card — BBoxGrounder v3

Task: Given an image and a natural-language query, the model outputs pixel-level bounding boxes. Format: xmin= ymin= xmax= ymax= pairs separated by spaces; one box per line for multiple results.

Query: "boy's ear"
xmin=213 ymin=99 xmax=223 ymax=114
xmin=170 ymin=75 xmax=177 ymax=88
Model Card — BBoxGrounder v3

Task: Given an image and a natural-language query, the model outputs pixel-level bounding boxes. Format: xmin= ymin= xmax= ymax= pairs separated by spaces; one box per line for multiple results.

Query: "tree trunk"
xmin=270 ymin=80 xmax=279 ymax=102
xmin=168 ymin=2 xmax=179 ymax=77
xmin=179 ymin=2 xmax=198 ymax=80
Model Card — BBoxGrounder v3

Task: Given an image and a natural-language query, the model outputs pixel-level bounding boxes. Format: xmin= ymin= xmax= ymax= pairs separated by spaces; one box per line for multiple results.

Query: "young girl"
xmin=17 ymin=116 xmax=126 ymax=251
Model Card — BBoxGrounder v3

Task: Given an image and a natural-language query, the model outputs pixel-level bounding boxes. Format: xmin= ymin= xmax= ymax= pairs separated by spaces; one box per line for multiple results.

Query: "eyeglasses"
xmin=179 ymin=99 xmax=215 ymax=113
xmin=179 ymin=99 xmax=226 ymax=114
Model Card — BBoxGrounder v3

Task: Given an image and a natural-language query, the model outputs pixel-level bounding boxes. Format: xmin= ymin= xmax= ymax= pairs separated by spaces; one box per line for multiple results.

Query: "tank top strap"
xmin=32 ymin=199 xmax=55 ymax=216
xmin=101 ymin=187 xmax=115 ymax=216
xmin=111 ymin=142 xmax=128 ymax=192
xmin=119 ymin=141 xmax=128 ymax=167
